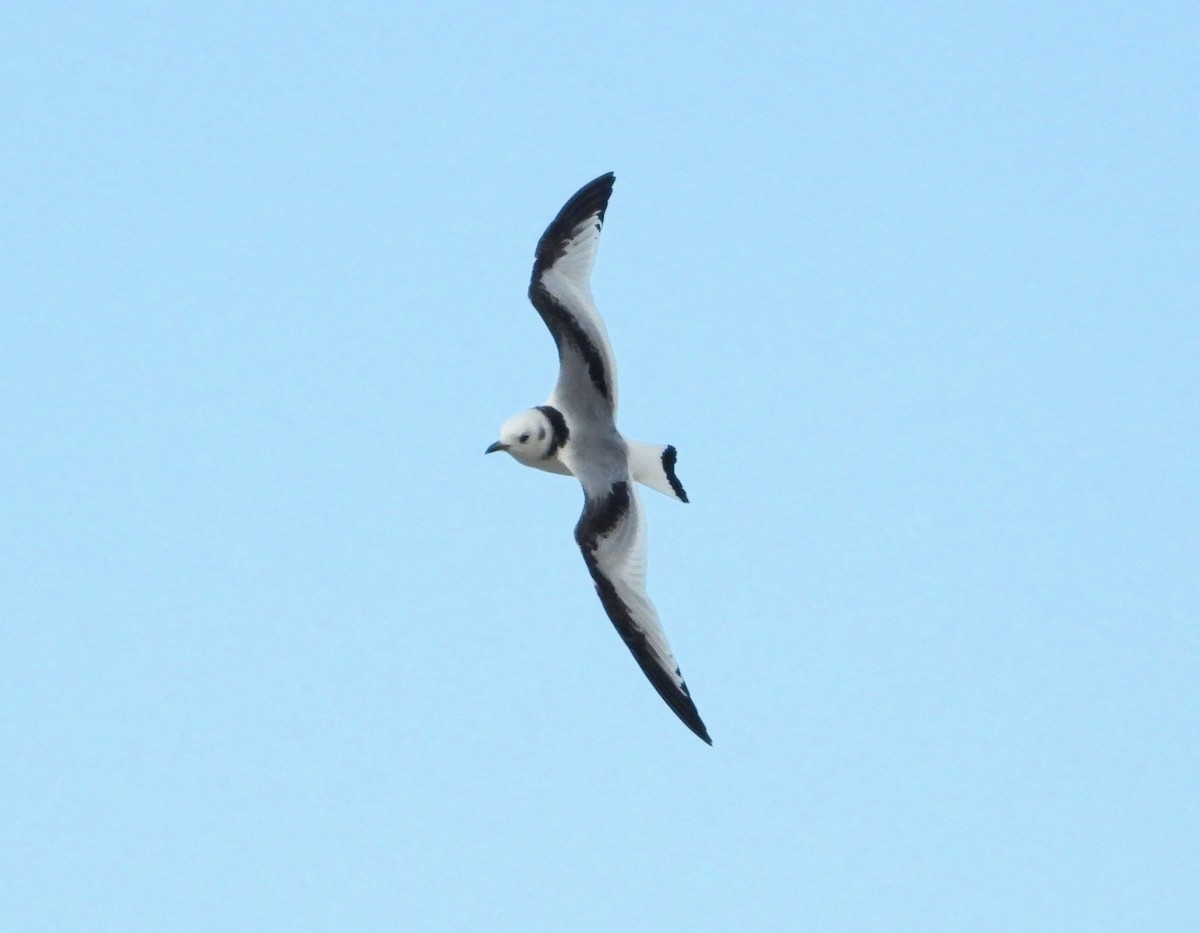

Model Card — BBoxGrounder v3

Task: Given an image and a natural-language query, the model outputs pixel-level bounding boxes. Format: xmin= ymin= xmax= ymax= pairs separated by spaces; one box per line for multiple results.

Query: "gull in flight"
xmin=486 ymin=173 xmax=711 ymax=744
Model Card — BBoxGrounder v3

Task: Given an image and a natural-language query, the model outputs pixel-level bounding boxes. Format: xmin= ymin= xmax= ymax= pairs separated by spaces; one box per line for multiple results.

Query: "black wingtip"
xmin=563 ymin=172 xmax=615 ymax=227
xmin=672 ymin=678 xmax=712 ymax=745
xmin=632 ymin=660 xmax=712 ymax=744
xmin=684 ymin=704 xmax=713 ymax=745
xmin=677 ymin=705 xmax=712 ymax=744
xmin=533 ymin=172 xmax=616 ymax=269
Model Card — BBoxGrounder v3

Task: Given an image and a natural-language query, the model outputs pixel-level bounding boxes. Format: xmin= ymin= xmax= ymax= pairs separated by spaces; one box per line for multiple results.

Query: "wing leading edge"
xmin=575 ymin=480 xmax=711 ymax=744
xmin=528 ymin=173 xmax=620 ymax=420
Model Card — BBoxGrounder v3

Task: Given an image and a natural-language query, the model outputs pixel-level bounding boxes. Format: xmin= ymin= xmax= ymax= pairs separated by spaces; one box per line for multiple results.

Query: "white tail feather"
xmin=627 ymin=440 xmax=689 ymax=503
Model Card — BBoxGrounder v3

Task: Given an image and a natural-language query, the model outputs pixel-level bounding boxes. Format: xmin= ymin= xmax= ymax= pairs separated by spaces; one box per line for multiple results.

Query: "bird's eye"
xmin=518 ymin=433 xmax=530 ymax=444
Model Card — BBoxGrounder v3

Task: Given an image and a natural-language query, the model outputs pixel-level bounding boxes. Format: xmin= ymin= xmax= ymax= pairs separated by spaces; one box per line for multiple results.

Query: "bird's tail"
xmin=627 ymin=441 xmax=689 ymax=503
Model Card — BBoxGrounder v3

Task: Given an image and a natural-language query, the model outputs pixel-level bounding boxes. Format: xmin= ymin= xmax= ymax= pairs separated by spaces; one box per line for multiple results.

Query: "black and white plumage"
xmin=486 ymin=173 xmax=710 ymax=744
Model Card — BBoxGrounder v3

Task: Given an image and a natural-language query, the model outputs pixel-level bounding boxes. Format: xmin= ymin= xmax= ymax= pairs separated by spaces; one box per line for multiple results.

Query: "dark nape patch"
xmin=661 ymin=446 xmax=689 ymax=503
xmin=535 ymin=405 xmax=569 ymax=459
xmin=529 ymin=285 xmax=611 ymax=401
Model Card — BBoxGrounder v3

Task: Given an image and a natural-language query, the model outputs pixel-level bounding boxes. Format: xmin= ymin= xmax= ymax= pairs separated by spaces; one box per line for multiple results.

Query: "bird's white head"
xmin=485 ymin=408 xmax=557 ymax=467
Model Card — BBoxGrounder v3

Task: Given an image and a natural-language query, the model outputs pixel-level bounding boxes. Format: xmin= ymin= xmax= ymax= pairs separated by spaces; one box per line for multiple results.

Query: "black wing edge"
xmin=575 ymin=482 xmax=712 ymax=745
xmin=532 ymin=172 xmax=616 ymax=278
xmin=528 ymin=284 xmax=613 ymax=402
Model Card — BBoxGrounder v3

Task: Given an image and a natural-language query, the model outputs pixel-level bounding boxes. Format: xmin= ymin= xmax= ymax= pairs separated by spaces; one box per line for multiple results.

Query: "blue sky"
xmin=2 ymin=2 xmax=1197 ymax=930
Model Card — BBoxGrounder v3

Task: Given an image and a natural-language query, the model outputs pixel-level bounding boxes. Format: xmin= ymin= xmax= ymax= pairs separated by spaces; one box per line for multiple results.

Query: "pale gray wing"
xmin=573 ymin=476 xmax=711 ymax=744
xmin=528 ymin=173 xmax=619 ymax=425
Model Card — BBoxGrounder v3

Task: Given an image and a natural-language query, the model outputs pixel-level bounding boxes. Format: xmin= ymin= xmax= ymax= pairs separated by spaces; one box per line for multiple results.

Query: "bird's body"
xmin=499 ymin=412 xmax=687 ymax=503
xmin=487 ymin=173 xmax=710 ymax=744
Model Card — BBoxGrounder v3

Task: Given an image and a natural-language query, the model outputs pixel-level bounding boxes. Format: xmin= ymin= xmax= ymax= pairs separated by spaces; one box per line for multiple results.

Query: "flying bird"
xmin=486 ymin=173 xmax=711 ymax=744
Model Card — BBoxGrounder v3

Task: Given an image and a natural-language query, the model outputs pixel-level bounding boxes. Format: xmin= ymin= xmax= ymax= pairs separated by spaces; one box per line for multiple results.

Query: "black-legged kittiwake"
xmin=486 ymin=173 xmax=711 ymax=744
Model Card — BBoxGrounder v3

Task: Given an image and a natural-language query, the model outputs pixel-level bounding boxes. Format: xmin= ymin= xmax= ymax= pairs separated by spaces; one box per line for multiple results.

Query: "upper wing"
xmin=528 ymin=173 xmax=620 ymax=423
xmin=574 ymin=478 xmax=711 ymax=744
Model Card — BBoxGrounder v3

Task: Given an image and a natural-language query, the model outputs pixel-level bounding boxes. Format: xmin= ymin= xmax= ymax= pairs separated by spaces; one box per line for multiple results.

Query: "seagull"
xmin=486 ymin=173 xmax=711 ymax=744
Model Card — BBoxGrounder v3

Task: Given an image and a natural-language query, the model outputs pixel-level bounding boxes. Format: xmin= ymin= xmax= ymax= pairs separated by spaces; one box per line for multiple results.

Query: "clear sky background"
xmin=2 ymin=3 xmax=1197 ymax=930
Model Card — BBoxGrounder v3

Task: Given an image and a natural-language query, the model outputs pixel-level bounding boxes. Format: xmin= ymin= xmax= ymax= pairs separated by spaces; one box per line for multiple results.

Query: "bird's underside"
xmin=490 ymin=172 xmax=711 ymax=744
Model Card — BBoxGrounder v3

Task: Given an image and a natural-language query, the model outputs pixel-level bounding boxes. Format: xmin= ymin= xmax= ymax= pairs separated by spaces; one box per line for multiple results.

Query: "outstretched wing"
xmin=574 ymin=478 xmax=711 ymax=744
xmin=528 ymin=173 xmax=620 ymax=424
